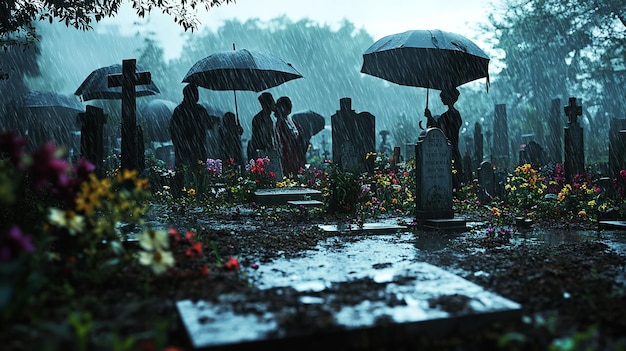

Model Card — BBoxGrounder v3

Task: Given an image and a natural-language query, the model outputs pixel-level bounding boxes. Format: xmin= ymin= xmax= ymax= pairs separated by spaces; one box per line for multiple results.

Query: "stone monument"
xmin=563 ymin=97 xmax=584 ymax=180
xmin=331 ymin=97 xmax=375 ymax=173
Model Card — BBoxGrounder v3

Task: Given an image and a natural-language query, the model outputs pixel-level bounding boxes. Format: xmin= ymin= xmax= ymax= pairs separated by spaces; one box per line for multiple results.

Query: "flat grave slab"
xmin=317 ymin=221 xmax=408 ymax=234
xmin=599 ymin=220 xmax=626 ymax=230
xmin=287 ymin=199 xmax=324 ymax=208
xmin=252 ymin=188 xmax=323 ymax=205
xmin=177 ymin=234 xmax=521 ymax=349
xmin=420 ymin=217 xmax=468 ymax=231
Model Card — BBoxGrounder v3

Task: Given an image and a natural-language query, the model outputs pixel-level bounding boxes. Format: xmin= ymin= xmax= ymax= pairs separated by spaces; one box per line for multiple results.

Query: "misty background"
xmin=1 ymin=0 xmax=624 ymax=166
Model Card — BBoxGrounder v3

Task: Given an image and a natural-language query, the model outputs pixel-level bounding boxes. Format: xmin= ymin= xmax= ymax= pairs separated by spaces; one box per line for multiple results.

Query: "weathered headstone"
xmin=415 ymin=128 xmax=453 ymax=220
xmin=390 ymin=146 xmax=401 ymax=171
xmin=608 ymin=118 xmax=626 ymax=179
xmin=547 ymin=98 xmax=563 ymax=164
xmin=477 ymin=161 xmax=495 ymax=204
xmin=563 ymin=97 xmax=584 ymax=180
xmin=79 ymin=105 xmax=107 ymax=177
xmin=473 ymin=122 xmax=484 ymax=170
xmin=331 ymin=97 xmax=375 ymax=173
xmin=107 ymin=58 xmax=152 ymax=171
xmin=492 ymin=104 xmax=510 ymax=170
xmin=519 ymin=140 xmax=546 ymax=167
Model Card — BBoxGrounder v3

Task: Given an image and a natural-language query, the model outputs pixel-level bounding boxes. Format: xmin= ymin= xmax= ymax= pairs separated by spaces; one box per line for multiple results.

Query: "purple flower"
xmin=0 ymin=131 xmax=28 ymax=169
xmin=29 ymin=142 xmax=70 ymax=190
xmin=0 ymin=226 xmax=35 ymax=261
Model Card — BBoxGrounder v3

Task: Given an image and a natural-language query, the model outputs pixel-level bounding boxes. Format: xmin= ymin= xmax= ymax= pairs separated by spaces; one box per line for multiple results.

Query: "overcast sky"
xmin=102 ymin=0 xmax=500 ymax=61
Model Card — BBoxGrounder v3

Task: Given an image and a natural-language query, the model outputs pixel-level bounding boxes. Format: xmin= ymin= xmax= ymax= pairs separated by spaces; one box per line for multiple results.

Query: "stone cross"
xmin=107 ymin=59 xmax=152 ymax=171
xmin=564 ymin=97 xmax=582 ymax=125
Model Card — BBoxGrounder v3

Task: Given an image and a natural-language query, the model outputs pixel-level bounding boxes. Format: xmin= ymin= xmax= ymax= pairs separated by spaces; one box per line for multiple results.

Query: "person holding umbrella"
xmin=424 ymin=87 xmax=463 ymax=190
xmin=247 ymin=92 xmax=283 ymax=181
xmin=169 ymin=83 xmax=216 ymax=197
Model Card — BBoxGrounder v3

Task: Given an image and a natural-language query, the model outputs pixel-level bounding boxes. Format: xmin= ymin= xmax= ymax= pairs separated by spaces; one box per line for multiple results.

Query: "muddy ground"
xmin=3 ymin=204 xmax=626 ymax=350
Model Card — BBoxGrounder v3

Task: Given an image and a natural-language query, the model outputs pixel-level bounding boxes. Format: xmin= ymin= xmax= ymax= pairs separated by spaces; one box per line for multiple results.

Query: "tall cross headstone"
xmin=547 ymin=98 xmax=563 ymax=163
xmin=492 ymin=104 xmax=510 ymax=170
xmin=107 ymin=59 xmax=152 ymax=171
xmin=563 ymin=97 xmax=584 ymax=180
xmin=415 ymin=128 xmax=453 ymax=219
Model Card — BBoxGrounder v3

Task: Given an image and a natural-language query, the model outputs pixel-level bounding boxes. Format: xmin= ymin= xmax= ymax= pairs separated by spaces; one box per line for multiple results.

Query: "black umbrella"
xmin=75 ymin=63 xmax=160 ymax=101
xmin=138 ymin=99 xmax=177 ymax=143
xmin=182 ymin=47 xmax=303 ymax=124
xmin=291 ymin=110 xmax=326 ymax=142
xmin=361 ymin=29 xmax=489 ymax=107
xmin=2 ymin=90 xmax=85 ymax=148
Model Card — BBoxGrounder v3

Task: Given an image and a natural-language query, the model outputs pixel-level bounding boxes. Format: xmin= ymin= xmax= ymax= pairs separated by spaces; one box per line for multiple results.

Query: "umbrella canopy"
xmin=138 ymin=99 xmax=177 ymax=143
xmin=2 ymin=90 xmax=84 ymax=130
xmin=291 ymin=110 xmax=326 ymax=142
xmin=182 ymin=49 xmax=303 ymax=92
xmin=360 ymin=29 xmax=489 ymax=91
xmin=2 ymin=90 xmax=85 ymax=149
xmin=75 ymin=63 xmax=160 ymax=101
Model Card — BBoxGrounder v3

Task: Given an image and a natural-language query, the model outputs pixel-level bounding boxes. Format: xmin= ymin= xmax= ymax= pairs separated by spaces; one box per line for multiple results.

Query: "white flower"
xmin=139 ymin=248 xmax=175 ymax=274
xmin=48 ymin=207 xmax=85 ymax=235
xmin=138 ymin=228 xmax=169 ymax=251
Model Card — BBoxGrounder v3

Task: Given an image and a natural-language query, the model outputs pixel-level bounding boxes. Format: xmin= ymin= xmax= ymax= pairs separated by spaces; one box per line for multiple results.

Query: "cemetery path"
xmin=2 ymin=205 xmax=625 ymax=350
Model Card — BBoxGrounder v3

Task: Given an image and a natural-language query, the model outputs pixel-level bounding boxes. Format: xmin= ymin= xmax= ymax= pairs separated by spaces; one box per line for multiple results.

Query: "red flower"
xmin=268 ymin=171 xmax=275 ymax=179
xmin=224 ymin=257 xmax=240 ymax=271
xmin=185 ymin=242 xmax=203 ymax=258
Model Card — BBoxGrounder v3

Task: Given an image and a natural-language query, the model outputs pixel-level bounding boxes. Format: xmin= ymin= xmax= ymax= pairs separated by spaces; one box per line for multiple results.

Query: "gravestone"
xmin=547 ymin=98 xmax=563 ymax=163
xmin=608 ymin=118 xmax=626 ymax=179
xmin=415 ymin=128 xmax=454 ymax=221
xmin=477 ymin=161 xmax=495 ymax=204
xmin=390 ymin=146 xmax=401 ymax=171
xmin=331 ymin=97 xmax=375 ymax=173
xmin=107 ymin=58 xmax=152 ymax=171
xmin=463 ymin=154 xmax=473 ymax=183
xmin=79 ymin=105 xmax=107 ymax=177
xmin=473 ymin=122 xmax=484 ymax=170
xmin=563 ymin=97 xmax=584 ymax=180
xmin=519 ymin=140 xmax=546 ymax=167
xmin=492 ymin=104 xmax=510 ymax=170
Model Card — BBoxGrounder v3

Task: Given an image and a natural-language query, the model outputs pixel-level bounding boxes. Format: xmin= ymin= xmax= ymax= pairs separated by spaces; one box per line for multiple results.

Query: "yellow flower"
xmin=578 ymin=210 xmax=587 ymax=217
xmin=48 ymin=208 xmax=85 ymax=235
xmin=116 ymin=169 xmax=138 ymax=185
xmin=491 ymin=207 xmax=501 ymax=217
xmin=557 ymin=192 xmax=566 ymax=202
xmin=392 ymin=198 xmax=398 ymax=205
xmin=187 ymin=188 xmax=196 ymax=196
xmin=139 ymin=248 xmax=175 ymax=274
xmin=587 ymin=200 xmax=596 ymax=207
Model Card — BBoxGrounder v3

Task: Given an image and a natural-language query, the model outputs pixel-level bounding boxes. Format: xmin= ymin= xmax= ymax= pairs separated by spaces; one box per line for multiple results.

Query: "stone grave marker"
xmin=474 ymin=122 xmax=484 ymax=170
xmin=608 ymin=118 xmax=626 ymax=179
xmin=415 ymin=128 xmax=465 ymax=229
xmin=563 ymin=97 xmax=584 ymax=180
xmin=107 ymin=58 xmax=152 ymax=171
xmin=78 ymin=105 xmax=107 ymax=177
xmin=519 ymin=140 xmax=547 ymax=167
xmin=477 ymin=161 xmax=495 ymax=204
xmin=492 ymin=104 xmax=510 ymax=170
xmin=331 ymin=97 xmax=375 ymax=173
xmin=547 ymin=98 xmax=563 ymax=163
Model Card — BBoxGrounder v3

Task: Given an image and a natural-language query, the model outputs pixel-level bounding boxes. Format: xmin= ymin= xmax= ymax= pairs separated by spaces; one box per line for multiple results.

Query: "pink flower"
xmin=0 ymin=226 xmax=35 ymax=261
xmin=29 ymin=142 xmax=70 ymax=190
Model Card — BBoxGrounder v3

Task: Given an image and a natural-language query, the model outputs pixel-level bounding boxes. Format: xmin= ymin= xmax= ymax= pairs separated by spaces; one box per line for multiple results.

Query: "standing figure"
xmin=247 ymin=92 xmax=283 ymax=180
xmin=275 ymin=96 xmax=306 ymax=177
xmin=169 ymin=83 xmax=215 ymax=196
xmin=219 ymin=111 xmax=244 ymax=170
xmin=424 ymin=87 xmax=463 ymax=190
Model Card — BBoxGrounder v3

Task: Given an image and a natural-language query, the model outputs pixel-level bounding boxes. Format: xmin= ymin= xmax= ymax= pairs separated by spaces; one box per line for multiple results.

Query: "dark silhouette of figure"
xmin=275 ymin=96 xmax=307 ymax=177
xmin=424 ymin=87 xmax=463 ymax=189
xmin=379 ymin=130 xmax=392 ymax=154
xmin=219 ymin=111 xmax=244 ymax=169
xmin=170 ymin=83 xmax=215 ymax=196
xmin=247 ymin=92 xmax=278 ymax=161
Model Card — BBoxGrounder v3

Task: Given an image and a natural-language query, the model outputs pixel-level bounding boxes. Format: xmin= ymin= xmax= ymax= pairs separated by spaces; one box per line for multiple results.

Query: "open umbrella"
xmin=75 ymin=63 xmax=160 ymax=101
xmin=182 ymin=47 xmax=303 ymax=124
xmin=2 ymin=90 xmax=85 ymax=149
xmin=291 ymin=110 xmax=325 ymax=142
xmin=360 ymin=29 xmax=489 ymax=107
xmin=138 ymin=99 xmax=177 ymax=143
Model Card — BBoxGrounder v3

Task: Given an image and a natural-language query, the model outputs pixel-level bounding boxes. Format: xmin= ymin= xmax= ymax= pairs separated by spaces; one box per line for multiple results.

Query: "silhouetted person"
xmin=170 ymin=83 xmax=215 ymax=196
xmin=247 ymin=92 xmax=278 ymax=161
xmin=219 ymin=111 xmax=244 ymax=170
xmin=275 ymin=96 xmax=306 ymax=177
xmin=425 ymin=87 xmax=463 ymax=190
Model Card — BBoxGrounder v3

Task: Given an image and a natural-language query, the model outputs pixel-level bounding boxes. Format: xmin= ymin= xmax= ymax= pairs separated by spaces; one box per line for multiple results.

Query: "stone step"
xmin=252 ymin=188 xmax=323 ymax=206
xmin=287 ymin=199 xmax=324 ymax=208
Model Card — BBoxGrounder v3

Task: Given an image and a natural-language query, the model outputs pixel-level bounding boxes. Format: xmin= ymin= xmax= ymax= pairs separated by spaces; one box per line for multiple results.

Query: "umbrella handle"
xmin=233 ymin=90 xmax=241 ymax=128
xmin=426 ymin=88 xmax=429 ymax=109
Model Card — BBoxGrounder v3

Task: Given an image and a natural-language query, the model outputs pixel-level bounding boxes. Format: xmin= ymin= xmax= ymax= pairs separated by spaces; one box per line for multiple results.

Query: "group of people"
xmin=169 ymin=84 xmax=308 ymax=196
xmin=169 ymin=83 xmax=465 ymax=197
